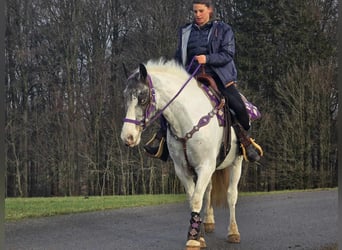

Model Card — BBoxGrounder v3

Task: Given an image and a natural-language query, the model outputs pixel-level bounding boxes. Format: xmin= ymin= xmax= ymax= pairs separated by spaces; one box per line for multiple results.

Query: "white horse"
xmin=121 ymin=59 xmax=243 ymax=249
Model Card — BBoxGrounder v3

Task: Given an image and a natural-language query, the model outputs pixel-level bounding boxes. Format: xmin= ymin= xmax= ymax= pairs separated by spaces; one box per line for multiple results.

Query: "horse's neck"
xmin=152 ymin=73 xmax=213 ymax=135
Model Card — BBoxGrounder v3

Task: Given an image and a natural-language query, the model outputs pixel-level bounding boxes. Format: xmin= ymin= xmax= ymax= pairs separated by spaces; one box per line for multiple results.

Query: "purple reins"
xmin=123 ymin=61 xmax=201 ymax=129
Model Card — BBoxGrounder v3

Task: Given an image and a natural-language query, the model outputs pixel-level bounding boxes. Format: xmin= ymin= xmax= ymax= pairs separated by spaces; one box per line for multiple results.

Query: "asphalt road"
xmin=5 ymin=189 xmax=338 ymax=250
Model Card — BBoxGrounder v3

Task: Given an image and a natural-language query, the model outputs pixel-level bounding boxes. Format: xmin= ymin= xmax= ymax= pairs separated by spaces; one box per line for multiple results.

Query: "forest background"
xmin=5 ymin=0 xmax=338 ymax=197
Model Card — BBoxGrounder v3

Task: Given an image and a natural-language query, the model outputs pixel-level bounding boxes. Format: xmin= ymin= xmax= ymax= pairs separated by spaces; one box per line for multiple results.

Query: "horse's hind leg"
xmin=203 ymin=181 xmax=215 ymax=233
xmin=227 ymin=159 xmax=243 ymax=243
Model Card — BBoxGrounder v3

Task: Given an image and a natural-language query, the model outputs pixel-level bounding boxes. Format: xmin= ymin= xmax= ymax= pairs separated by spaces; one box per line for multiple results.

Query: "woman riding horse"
xmin=144 ymin=0 xmax=262 ymax=162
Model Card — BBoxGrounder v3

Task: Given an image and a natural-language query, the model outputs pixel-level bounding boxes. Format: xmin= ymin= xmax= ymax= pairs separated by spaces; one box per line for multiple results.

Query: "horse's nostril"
xmin=127 ymin=135 xmax=133 ymax=142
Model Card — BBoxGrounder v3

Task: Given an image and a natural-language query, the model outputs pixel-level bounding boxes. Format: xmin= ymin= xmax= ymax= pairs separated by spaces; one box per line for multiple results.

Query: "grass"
xmin=5 ymin=188 xmax=337 ymax=221
xmin=320 ymin=243 xmax=338 ymax=250
xmin=5 ymin=194 xmax=187 ymax=221
xmin=238 ymin=187 xmax=337 ymax=196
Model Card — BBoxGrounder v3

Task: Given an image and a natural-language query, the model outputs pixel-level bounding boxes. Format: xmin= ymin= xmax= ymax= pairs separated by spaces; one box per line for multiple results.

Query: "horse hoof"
xmin=199 ymin=237 xmax=207 ymax=248
xmin=185 ymin=239 xmax=201 ymax=250
xmin=227 ymin=234 xmax=240 ymax=243
xmin=204 ymin=223 xmax=215 ymax=233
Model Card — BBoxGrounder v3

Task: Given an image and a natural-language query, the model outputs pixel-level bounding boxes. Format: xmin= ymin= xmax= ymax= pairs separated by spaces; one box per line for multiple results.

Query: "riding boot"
xmin=233 ymin=123 xmax=263 ymax=162
xmin=143 ymin=128 xmax=169 ymax=161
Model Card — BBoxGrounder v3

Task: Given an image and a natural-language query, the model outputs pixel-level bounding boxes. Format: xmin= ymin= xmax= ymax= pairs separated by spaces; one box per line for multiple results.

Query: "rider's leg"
xmin=143 ymin=115 xmax=169 ymax=161
xmin=220 ymin=84 xmax=261 ymax=162
xmin=232 ymin=122 xmax=261 ymax=162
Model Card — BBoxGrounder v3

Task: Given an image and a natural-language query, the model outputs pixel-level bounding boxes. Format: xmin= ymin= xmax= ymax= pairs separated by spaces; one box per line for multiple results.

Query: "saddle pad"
xmin=199 ymin=84 xmax=225 ymax=126
xmin=240 ymin=93 xmax=261 ymax=121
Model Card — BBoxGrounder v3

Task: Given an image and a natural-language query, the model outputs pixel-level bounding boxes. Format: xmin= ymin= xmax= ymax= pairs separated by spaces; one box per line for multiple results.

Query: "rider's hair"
xmin=192 ymin=0 xmax=213 ymax=8
xmin=192 ymin=0 xmax=215 ymax=19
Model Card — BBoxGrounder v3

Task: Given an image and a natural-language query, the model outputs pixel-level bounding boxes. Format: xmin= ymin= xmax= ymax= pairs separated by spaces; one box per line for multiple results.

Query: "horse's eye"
xmin=139 ymin=97 xmax=148 ymax=105
xmin=138 ymin=92 xmax=149 ymax=105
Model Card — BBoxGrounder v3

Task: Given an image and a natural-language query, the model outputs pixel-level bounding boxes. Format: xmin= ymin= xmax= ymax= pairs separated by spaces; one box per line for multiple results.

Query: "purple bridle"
xmin=123 ymin=63 xmax=201 ymax=130
xmin=122 ymin=74 xmax=156 ymax=128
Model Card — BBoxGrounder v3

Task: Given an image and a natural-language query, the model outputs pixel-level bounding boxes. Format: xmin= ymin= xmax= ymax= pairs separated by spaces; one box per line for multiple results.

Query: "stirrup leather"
xmin=144 ymin=133 xmax=166 ymax=158
xmin=240 ymin=138 xmax=264 ymax=162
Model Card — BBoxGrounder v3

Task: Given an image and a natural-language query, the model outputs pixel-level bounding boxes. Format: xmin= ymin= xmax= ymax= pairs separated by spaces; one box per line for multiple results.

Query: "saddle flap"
xmin=196 ymin=74 xmax=219 ymax=93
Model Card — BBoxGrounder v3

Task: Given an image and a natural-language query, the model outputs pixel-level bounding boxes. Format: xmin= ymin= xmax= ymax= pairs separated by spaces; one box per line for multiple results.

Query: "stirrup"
xmin=241 ymin=138 xmax=263 ymax=162
xmin=250 ymin=138 xmax=263 ymax=156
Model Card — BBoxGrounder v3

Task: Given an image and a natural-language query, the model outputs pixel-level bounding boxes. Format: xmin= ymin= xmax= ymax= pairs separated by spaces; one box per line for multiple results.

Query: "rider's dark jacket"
xmin=174 ymin=20 xmax=252 ymax=131
xmin=174 ymin=20 xmax=237 ymax=87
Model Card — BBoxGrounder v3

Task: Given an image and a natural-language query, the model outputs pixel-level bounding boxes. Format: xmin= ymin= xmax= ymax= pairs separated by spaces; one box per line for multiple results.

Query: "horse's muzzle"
xmin=122 ymin=135 xmax=134 ymax=147
xmin=121 ymin=132 xmax=141 ymax=147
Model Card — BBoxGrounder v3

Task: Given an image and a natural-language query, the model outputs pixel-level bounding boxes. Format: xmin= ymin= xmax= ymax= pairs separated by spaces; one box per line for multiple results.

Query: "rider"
xmin=144 ymin=0 xmax=261 ymax=162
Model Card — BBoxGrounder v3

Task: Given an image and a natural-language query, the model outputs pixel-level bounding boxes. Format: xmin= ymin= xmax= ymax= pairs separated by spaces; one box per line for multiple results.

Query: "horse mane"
xmin=145 ymin=58 xmax=190 ymax=80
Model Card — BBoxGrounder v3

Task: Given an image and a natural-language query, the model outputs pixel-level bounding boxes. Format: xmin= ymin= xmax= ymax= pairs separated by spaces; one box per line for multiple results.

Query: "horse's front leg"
xmin=174 ymin=167 xmax=203 ymax=249
xmin=186 ymin=164 xmax=216 ymax=250
xmin=227 ymin=158 xmax=243 ymax=243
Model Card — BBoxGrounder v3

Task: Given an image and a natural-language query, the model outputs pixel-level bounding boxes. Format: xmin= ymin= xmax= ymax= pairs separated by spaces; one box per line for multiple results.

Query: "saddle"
xmin=196 ymin=72 xmax=233 ymax=163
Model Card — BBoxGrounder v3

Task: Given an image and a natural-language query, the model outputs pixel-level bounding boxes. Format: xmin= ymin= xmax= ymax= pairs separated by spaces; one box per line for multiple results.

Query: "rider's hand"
xmin=195 ymin=55 xmax=207 ymax=64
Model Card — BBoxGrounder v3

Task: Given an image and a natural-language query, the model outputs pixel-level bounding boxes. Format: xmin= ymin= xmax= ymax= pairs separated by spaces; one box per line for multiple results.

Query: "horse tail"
xmin=210 ymin=168 xmax=230 ymax=208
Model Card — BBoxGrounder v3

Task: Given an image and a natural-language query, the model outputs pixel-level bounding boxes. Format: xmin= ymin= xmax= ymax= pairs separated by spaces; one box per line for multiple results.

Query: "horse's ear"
xmin=139 ymin=63 xmax=148 ymax=82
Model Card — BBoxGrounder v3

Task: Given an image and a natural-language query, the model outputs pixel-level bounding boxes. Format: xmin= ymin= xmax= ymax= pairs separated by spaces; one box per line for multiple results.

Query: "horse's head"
xmin=121 ymin=64 xmax=152 ymax=147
